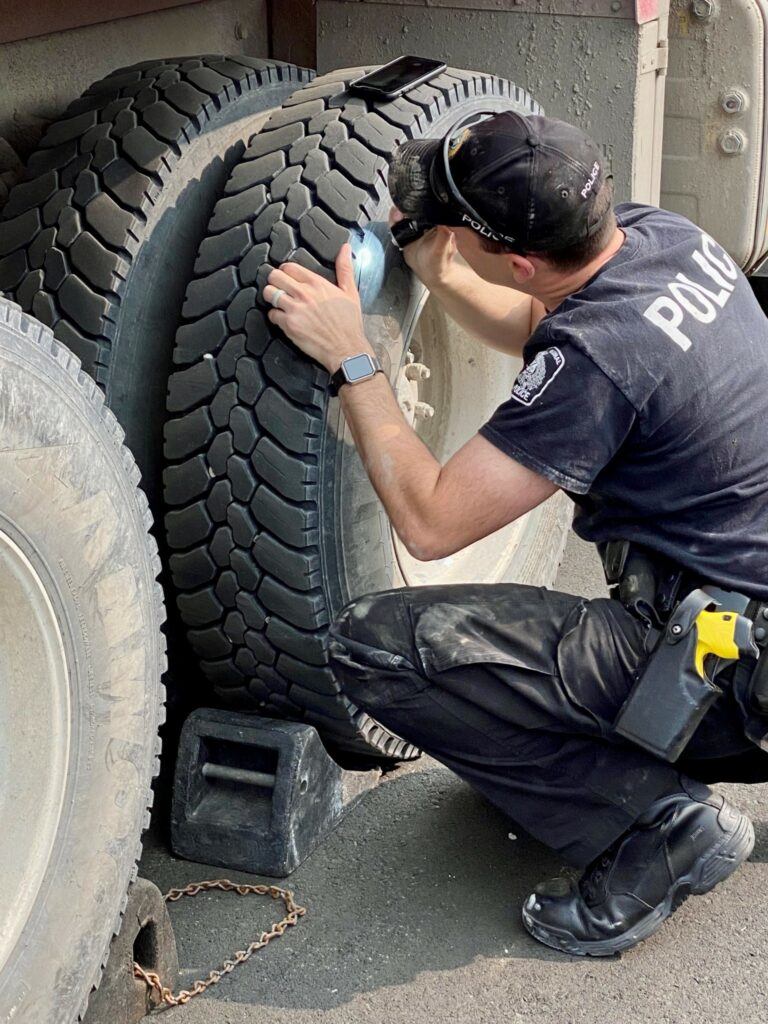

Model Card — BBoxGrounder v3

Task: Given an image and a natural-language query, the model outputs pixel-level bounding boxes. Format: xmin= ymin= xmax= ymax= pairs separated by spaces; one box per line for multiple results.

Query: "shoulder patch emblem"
xmin=511 ymin=347 xmax=565 ymax=406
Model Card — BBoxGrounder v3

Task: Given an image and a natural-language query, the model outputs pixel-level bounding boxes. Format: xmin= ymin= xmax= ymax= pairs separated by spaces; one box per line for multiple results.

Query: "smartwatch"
xmin=329 ymin=353 xmax=384 ymax=395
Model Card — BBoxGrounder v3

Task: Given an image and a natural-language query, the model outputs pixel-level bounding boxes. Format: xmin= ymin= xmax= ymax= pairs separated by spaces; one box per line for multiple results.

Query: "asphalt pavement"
xmin=139 ymin=533 xmax=768 ymax=1024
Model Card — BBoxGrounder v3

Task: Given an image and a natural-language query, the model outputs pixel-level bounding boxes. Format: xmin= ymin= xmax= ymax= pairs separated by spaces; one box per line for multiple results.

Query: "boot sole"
xmin=522 ymin=810 xmax=755 ymax=957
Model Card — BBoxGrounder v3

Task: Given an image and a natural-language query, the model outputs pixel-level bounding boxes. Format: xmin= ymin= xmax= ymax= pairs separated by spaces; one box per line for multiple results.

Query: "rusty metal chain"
xmin=133 ymin=878 xmax=307 ymax=1009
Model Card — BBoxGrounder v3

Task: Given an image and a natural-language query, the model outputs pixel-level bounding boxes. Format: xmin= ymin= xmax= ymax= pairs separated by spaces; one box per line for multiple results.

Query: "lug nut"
xmin=721 ymin=89 xmax=746 ymax=114
xmin=719 ymin=128 xmax=746 ymax=155
xmin=691 ymin=0 xmax=714 ymax=18
xmin=405 ymin=361 xmax=431 ymax=381
xmin=414 ymin=401 xmax=435 ymax=420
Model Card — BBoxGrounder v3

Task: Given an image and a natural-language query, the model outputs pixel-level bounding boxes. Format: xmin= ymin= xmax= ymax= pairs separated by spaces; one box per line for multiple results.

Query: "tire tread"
xmin=0 ymin=56 xmax=313 ymax=384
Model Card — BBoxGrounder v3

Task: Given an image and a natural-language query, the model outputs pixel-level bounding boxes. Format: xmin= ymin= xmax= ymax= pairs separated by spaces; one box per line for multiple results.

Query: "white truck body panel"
xmin=662 ymin=0 xmax=768 ymax=271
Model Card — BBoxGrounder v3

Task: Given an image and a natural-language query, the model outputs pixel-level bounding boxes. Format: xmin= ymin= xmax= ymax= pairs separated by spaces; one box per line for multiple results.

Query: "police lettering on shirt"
xmin=642 ymin=233 xmax=739 ymax=351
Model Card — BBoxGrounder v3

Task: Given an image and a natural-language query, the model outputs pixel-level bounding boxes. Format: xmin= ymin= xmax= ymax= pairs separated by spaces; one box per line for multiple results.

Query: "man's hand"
xmin=264 ymin=244 xmax=374 ymax=373
xmin=389 ymin=206 xmax=457 ymax=288
xmin=403 ymin=226 xmax=458 ymax=287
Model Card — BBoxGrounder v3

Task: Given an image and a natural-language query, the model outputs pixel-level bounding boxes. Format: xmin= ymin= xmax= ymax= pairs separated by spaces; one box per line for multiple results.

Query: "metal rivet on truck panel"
xmin=721 ymin=90 xmax=746 ymax=115
xmin=719 ymin=129 xmax=746 ymax=155
xmin=691 ymin=0 xmax=715 ymax=19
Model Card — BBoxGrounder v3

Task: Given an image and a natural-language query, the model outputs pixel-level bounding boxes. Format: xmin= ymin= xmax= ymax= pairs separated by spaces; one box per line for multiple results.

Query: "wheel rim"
xmin=0 ymin=525 xmax=70 ymax=972
xmin=392 ymin=290 xmax=532 ymax=587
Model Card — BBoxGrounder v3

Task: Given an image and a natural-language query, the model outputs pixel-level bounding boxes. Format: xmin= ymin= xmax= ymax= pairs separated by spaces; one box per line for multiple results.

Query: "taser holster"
xmin=614 ymin=587 xmax=759 ymax=762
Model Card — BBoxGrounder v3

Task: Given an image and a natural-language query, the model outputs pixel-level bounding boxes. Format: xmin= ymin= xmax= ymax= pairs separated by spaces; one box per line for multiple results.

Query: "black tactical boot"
xmin=522 ymin=781 xmax=754 ymax=957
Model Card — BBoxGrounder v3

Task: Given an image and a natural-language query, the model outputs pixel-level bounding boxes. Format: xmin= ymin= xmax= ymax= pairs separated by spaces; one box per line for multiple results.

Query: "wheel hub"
xmin=0 ymin=524 xmax=69 ymax=973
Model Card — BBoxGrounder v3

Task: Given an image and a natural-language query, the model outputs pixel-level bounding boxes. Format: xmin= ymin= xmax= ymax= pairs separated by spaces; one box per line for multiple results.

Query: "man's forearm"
xmin=336 ymin=369 xmax=554 ymax=561
xmin=338 ymin=374 xmax=444 ymax=561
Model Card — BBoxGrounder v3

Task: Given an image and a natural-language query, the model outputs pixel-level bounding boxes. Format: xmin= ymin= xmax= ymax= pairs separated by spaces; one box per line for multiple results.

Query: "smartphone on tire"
xmin=349 ymin=56 xmax=447 ymax=100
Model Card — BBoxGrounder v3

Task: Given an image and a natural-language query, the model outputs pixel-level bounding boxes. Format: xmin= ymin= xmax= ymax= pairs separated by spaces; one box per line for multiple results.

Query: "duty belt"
xmin=600 ymin=541 xmax=767 ymax=761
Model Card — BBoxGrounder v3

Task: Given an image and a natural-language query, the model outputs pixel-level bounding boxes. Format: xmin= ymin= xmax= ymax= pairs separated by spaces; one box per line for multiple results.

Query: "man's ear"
xmin=505 ymin=251 xmax=537 ymax=283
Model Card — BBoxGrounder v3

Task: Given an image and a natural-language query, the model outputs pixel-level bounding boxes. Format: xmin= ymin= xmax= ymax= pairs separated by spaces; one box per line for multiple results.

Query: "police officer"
xmin=263 ymin=111 xmax=768 ymax=956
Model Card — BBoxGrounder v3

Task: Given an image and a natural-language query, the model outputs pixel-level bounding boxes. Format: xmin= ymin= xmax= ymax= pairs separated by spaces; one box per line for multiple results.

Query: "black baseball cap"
xmin=388 ymin=111 xmax=608 ymax=252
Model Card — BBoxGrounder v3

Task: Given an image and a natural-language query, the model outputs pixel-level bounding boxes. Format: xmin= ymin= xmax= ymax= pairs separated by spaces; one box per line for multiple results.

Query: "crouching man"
xmin=263 ymin=111 xmax=768 ymax=956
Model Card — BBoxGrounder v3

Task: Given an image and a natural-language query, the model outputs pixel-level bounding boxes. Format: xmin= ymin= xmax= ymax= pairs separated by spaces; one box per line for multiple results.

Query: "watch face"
xmin=344 ymin=353 xmax=376 ymax=382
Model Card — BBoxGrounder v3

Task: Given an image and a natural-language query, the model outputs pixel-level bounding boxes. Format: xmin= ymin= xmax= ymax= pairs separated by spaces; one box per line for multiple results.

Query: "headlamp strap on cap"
xmin=440 ymin=110 xmax=519 ymax=248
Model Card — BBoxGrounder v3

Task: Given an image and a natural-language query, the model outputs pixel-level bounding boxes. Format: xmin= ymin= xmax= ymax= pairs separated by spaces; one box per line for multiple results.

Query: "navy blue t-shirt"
xmin=479 ymin=203 xmax=768 ymax=598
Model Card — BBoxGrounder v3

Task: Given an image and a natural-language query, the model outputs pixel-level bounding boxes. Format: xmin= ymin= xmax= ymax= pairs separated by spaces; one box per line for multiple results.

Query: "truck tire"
xmin=164 ymin=68 xmax=571 ymax=760
xmin=0 ymin=298 xmax=165 ymax=1024
xmin=0 ymin=55 xmax=312 ymax=505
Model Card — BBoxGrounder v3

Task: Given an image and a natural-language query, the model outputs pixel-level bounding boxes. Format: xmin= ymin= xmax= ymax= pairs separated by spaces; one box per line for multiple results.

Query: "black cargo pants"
xmin=327 ymin=583 xmax=766 ymax=868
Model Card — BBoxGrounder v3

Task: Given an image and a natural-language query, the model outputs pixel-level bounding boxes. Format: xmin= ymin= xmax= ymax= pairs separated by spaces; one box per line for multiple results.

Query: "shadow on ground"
xmin=139 ymin=756 xmax=768 ymax=1020
xmin=141 ymin=758 xmax=564 ymax=1007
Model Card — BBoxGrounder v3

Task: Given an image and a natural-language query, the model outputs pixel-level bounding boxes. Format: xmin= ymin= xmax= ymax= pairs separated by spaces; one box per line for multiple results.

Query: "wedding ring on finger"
xmin=270 ymin=288 xmax=285 ymax=309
